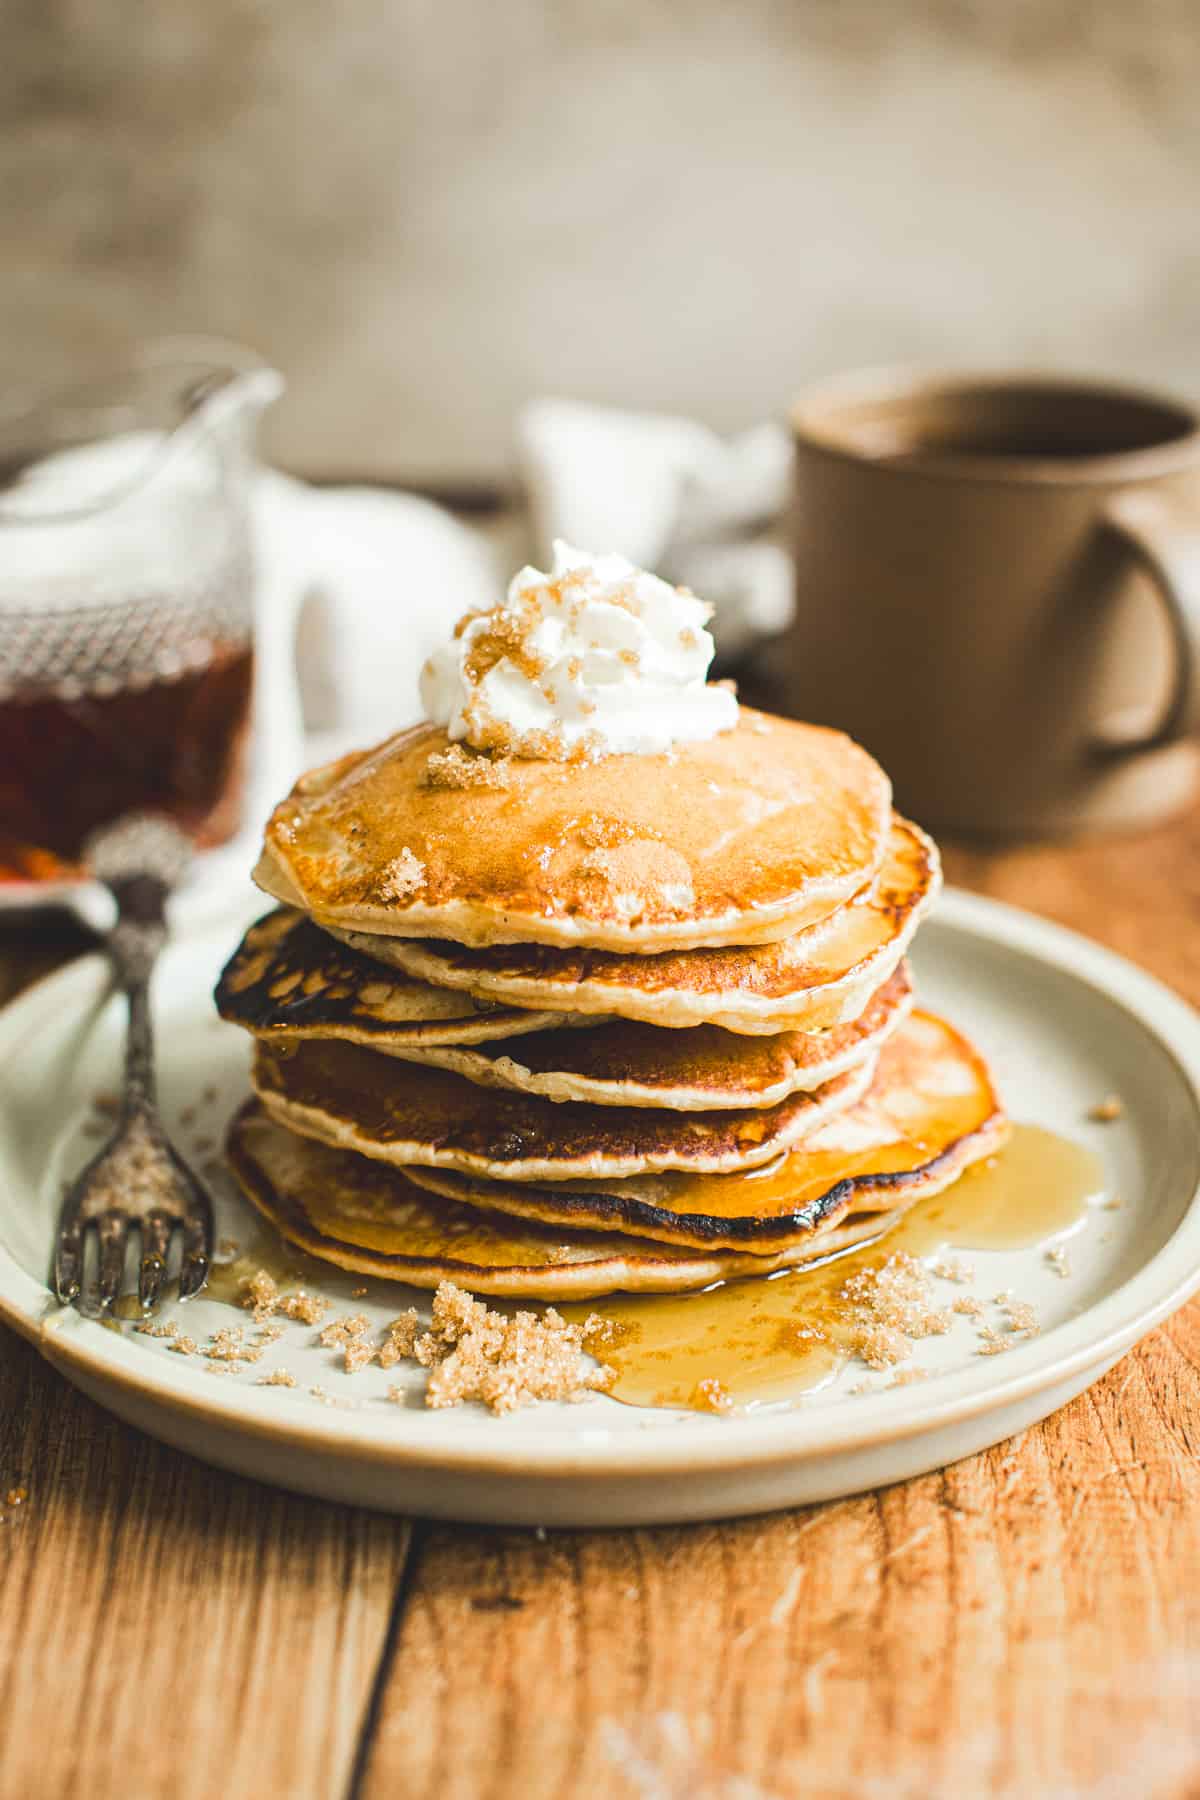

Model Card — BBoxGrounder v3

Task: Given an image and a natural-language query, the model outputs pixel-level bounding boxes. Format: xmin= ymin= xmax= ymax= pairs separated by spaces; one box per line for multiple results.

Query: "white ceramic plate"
xmin=1 ymin=889 xmax=1199 ymax=1528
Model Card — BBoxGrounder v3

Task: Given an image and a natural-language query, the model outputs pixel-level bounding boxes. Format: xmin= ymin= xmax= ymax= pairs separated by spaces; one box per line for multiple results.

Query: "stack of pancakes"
xmin=217 ymin=708 xmax=1006 ymax=1299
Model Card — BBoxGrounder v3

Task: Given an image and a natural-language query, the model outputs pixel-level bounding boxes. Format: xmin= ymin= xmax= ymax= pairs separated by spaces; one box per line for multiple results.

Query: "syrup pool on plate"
xmin=563 ymin=1125 xmax=1105 ymax=1412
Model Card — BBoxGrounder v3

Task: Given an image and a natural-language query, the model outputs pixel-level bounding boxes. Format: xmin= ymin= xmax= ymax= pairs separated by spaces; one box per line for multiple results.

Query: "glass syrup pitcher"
xmin=0 ymin=338 xmax=283 ymax=883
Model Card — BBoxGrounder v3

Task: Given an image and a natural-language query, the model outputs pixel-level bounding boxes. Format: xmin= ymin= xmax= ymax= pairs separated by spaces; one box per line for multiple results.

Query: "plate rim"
xmin=3 ymin=883 xmax=1200 ymax=1480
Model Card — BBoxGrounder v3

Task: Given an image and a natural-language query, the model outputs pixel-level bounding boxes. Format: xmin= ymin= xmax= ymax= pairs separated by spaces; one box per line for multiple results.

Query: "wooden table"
xmin=3 ymin=808 xmax=1200 ymax=1800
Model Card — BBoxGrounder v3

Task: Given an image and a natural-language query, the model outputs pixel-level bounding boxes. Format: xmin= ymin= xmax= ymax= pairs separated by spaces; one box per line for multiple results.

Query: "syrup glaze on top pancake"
xmin=330 ymin=815 xmax=939 ymax=1035
xmin=406 ymin=1012 xmax=1008 ymax=1253
xmin=215 ymin=907 xmax=565 ymax=1049
xmin=250 ymin=1036 xmax=877 ymax=1181
xmin=252 ymin=708 xmax=893 ymax=952
xmin=394 ymin=965 xmax=914 ymax=1110
xmin=226 ymin=1102 xmax=919 ymax=1298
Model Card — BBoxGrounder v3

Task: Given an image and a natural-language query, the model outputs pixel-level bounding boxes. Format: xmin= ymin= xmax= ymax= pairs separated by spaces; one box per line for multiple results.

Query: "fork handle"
xmin=107 ymin=873 xmax=170 ymax=1118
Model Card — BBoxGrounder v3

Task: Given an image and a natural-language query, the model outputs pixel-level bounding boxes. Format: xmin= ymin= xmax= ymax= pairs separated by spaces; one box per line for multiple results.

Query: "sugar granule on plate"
xmin=976 ymin=1325 xmax=1016 ymax=1357
xmin=932 ymin=1257 xmax=974 ymax=1284
xmin=239 ymin=1269 xmax=327 ymax=1326
xmin=318 ymin=1313 xmax=371 ymax=1349
xmin=855 ymin=1324 xmax=912 ymax=1370
xmin=997 ymin=1296 xmax=1040 ymax=1336
xmin=1088 ymin=1095 xmax=1123 ymax=1123
xmin=952 ymin=1296 xmax=986 ymax=1318
xmin=240 ymin=1270 xmax=279 ymax=1321
xmin=1046 ymin=1246 xmax=1072 ymax=1279
xmin=258 ymin=1368 xmax=297 ymax=1388
xmin=206 ymin=1325 xmax=261 ymax=1364
xmin=279 ymin=1290 xmax=326 ymax=1325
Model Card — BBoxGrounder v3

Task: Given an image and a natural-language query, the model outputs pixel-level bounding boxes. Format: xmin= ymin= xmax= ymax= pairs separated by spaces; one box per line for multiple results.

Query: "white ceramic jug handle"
xmin=1096 ymin=492 xmax=1200 ymax=752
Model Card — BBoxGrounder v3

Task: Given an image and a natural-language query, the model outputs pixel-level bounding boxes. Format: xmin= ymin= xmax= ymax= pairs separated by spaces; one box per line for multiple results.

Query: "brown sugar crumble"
xmin=840 ymin=1253 xmax=952 ymax=1370
xmin=384 ymin=1283 xmax=614 ymax=1416
xmin=378 ymin=847 xmax=426 ymax=902
xmin=423 ymin=743 xmax=513 ymax=791
xmin=241 ymin=1270 xmax=279 ymax=1321
xmin=379 ymin=1310 xmax=422 ymax=1367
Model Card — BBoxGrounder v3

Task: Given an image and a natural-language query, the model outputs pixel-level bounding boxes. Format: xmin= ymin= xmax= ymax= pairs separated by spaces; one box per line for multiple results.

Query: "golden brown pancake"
xmin=250 ymin=1036 xmax=876 ymax=1181
xmin=330 ymin=815 xmax=939 ymax=1034
xmin=227 ymin=1103 xmax=944 ymax=1297
xmin=394 ymin=965 xmax=914 ymax=1109
xmin=407 ymin=1012 xmax=1008 ymax=1252
xmin=252 ymin=708 xmax=892 ymax=952
xmin=215 ymin=907 xmax=565 ymax=1048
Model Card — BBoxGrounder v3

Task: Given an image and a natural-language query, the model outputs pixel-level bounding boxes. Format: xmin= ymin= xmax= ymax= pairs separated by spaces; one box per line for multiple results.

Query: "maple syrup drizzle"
xmin=563 ymin=1124 xmax=1105 ymax=1412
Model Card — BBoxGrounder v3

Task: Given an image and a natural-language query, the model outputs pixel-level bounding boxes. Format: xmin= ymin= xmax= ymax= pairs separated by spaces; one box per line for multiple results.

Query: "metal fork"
xmin=53 ymin=815 xmax=214 ymax=1313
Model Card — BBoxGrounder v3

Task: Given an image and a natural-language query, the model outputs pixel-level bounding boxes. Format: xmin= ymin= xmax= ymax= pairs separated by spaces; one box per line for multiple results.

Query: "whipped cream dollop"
xmin=419 ymin=541 xmax=739 ymax=759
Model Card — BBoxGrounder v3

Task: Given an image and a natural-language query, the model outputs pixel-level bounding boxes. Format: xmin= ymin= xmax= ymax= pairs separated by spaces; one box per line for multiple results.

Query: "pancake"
xmin=226 ymin=1102 xmax=926 ymax=1298
xmin=215 ymin=907 xmax=565 ymax=1049
xmin=252 ymin=708 xmax=893 ymax=952
xmin=393 ymin=965 xmax=914 ymax=1109
xmin=330 ymin=815 xmax=939 ymax=1035
xmin=406 ymin=1011 xmax=1008 ymax=1252
xmin=250 ymin=1036 xmax=877 ymax=1181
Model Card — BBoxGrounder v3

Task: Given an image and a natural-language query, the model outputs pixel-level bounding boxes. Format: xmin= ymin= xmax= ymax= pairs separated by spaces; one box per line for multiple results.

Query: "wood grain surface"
xmin=3 ymin=802 xmax=1200 ymax=1800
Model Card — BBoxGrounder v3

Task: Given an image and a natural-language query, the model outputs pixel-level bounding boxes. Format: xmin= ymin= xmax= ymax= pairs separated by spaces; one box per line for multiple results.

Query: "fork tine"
xmin=53 ymin=1164 xmax=95 ymax=1305
xmin=138 ymin=1210 xmax=174 ymax=1311
xmin=178 ymin=1199 xmax=213 ymax=1302
xmin=96 ymin=1211 xmax=132 ymax=1311
xmin=54 ymin=1210 xmax=86 ymax=1306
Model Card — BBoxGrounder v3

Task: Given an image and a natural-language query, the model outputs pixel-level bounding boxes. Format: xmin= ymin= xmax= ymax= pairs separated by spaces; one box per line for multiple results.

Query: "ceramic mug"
xmin=780 ymin=370 xmax=1200 ymax=835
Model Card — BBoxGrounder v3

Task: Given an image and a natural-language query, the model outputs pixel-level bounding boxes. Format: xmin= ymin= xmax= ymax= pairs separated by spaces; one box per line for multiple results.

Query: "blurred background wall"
xmin=5 ymin=0 xmax=1200 ymax=487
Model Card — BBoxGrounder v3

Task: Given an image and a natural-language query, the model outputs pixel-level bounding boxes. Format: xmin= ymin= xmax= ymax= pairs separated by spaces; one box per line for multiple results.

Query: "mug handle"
xmin=1096 ymin=493 xmax=1200 ymax=753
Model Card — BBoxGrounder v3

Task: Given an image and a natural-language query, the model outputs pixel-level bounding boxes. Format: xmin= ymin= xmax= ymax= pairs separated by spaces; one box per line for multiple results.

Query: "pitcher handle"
xmin=1095 ymin=493 xmax=1200 ymax=753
